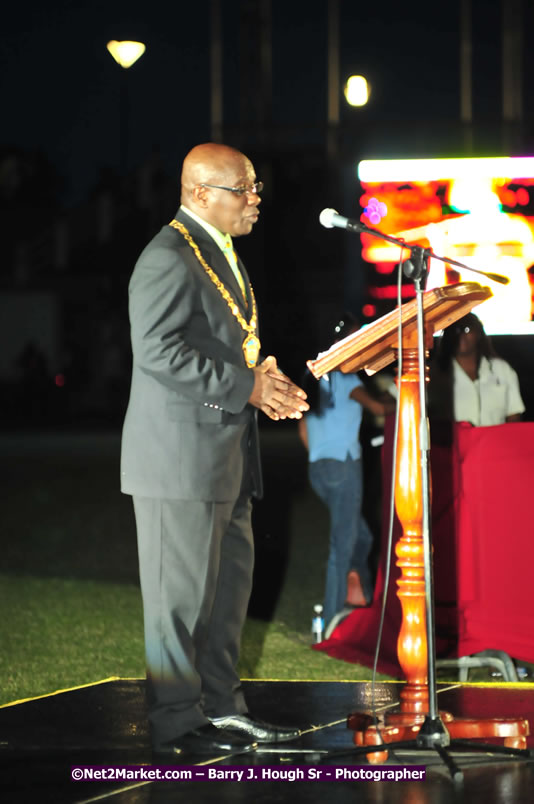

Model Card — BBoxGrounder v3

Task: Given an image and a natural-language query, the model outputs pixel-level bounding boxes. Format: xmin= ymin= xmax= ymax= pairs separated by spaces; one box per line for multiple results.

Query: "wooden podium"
xmin=307 ymin=282 xmax=530 ymax=760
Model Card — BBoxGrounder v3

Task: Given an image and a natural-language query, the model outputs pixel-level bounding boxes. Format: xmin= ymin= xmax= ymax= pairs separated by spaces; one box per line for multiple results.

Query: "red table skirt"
xmin=314 ymin=418 xmax=534 ymax=675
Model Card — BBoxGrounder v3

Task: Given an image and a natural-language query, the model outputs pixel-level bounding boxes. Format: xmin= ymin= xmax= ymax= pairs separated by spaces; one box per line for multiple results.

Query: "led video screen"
xmin=357 ymin=157 xmax=534 ymax=334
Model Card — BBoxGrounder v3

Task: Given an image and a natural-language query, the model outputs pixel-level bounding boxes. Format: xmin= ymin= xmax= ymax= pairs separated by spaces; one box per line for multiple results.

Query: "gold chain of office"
xmin=169 ymin=219 xmax=261 ymax=368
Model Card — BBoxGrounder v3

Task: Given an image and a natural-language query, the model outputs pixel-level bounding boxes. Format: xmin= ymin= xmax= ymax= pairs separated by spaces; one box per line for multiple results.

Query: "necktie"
xmin=222 ymin=236 xmax=247 ymax=304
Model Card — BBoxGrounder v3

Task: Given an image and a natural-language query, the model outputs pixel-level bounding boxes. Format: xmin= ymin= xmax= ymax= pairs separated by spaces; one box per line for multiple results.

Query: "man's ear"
xmin=191 ymin=185 xmax=209 ymax=208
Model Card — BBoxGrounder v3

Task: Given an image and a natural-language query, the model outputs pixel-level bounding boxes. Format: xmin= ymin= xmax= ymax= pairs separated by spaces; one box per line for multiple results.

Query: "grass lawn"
xmin=0 ymin=572 xmax=377 ymax=708
xmin=0 ymin=575 xmax=145 ymax=704
xmin=0 ymin=428 xmax=392 ymax=707
xmin=5 ymin=426 xmax=524 ymax=709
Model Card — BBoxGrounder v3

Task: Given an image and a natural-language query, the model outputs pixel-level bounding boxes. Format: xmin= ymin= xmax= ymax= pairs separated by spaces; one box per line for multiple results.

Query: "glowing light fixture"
xmin=106 ymin=40 xmax=146 ymax=69
xmin=358 ymin=156 xmax=534 ymax=183
xmin=344 ymin=75 xmax=369 ymax=107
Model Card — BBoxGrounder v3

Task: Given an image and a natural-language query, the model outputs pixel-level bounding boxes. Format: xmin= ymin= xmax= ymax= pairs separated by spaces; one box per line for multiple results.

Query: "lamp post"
xmin=106 ymin=40 xmax=146 ymax=176
xmin=341 ymin=73 xmax=370 ymax=324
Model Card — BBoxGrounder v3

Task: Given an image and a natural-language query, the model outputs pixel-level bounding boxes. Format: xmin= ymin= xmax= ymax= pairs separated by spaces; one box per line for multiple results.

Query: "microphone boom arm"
xmin=324 ymin=212 xmax=510 ymax=286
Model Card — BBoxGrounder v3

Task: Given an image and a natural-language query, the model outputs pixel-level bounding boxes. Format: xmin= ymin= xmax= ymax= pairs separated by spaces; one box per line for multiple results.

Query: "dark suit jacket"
xmin=121 ymin=208 xmax=263 ymax=501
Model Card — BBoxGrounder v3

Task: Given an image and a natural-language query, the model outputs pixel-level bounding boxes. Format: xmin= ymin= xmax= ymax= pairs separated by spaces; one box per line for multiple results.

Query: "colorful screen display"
xmin=357 ymin=157 xmax=534 ymax=334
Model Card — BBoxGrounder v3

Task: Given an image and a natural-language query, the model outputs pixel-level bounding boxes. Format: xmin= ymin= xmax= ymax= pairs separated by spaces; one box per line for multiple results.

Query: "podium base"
xmin=346 ymin=709 xmax=530 ymax=780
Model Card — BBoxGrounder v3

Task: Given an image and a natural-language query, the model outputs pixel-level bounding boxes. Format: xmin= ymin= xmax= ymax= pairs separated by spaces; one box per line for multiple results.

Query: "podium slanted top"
xmin=306 ymin=282 xmax=492 ymax=379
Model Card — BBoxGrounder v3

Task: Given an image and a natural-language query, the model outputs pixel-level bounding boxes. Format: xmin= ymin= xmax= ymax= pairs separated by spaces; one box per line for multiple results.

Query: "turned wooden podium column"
xmin=307 ymin=283 xmax=529 ymax=757
xmin=390 ymin=339 xmax=430 ymax=722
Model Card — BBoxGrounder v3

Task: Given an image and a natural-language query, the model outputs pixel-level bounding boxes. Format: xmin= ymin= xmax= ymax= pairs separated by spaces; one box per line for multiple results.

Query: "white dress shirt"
xmin=453 ymin=356 xmax=525 ymax=426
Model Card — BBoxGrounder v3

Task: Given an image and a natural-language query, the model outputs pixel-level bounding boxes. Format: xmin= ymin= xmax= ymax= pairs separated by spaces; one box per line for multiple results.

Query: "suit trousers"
xmin=133 ymin=491 xmax=254 ymax=747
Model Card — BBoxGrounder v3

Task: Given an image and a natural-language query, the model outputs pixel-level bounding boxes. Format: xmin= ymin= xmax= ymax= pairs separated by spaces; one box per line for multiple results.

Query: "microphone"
xmin=319 ymin=208 xmax=367 ymax=234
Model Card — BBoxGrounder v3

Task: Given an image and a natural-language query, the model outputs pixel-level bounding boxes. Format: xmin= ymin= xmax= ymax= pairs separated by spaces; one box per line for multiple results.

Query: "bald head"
xmin=181 ymin=143 xmax=249 ymax=194
xmin=179 ymin=143 xmax=261 ymax=237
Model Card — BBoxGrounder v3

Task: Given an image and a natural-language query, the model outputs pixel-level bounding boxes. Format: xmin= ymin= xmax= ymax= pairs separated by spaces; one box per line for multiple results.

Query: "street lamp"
xmin=344 ymin=75 xmax=370 ymax=107
xmin=106 ymin=40 xmax=146 ymax=175
xmin=106 ymin=40 xmax=146 ymax=69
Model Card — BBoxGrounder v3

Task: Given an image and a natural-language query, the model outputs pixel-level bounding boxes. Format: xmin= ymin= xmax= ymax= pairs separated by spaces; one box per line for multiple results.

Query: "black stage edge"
xmin=1 ymin=679 xmax=534 ymax=803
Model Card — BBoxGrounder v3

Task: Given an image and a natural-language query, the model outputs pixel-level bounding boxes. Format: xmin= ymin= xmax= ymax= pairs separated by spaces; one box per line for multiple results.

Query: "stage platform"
xmin=1 ymin=678 xmax=534 ymax=803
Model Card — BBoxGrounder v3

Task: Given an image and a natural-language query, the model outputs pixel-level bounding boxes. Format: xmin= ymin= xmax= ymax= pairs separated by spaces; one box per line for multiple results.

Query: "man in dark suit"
xmin=121 ymin=143 xmax=308 ymax=756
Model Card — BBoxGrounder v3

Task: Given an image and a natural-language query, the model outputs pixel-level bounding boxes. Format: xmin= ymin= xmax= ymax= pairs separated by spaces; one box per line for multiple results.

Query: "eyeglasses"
xmin=199 ymin=181 xmax=264 ymax=197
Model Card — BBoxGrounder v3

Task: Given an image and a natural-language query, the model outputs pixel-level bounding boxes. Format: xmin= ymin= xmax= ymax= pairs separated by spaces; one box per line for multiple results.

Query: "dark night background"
xmin=1 ymin=0 xmax=533 ymax=429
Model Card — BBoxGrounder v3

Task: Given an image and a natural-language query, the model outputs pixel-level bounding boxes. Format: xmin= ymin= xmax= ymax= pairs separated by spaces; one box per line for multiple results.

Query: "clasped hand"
xmin=249 ymin=356 xmax=309 ymax=421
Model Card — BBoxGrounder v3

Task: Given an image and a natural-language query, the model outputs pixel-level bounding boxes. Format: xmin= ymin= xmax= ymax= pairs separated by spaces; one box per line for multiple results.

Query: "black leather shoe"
xmin=154 ymin=723 xmax=257 ymax=756
xmin=208 ymin=714 xmax=301 ymax=743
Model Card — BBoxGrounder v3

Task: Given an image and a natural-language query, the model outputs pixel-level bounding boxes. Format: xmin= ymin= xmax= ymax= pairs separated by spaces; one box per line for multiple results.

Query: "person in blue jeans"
xmin=298 ymin=315 xmax=395 ymax=630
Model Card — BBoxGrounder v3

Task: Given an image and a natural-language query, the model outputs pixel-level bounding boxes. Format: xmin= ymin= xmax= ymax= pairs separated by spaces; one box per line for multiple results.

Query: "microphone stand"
xmin=324 ymin=222 xmax=530 ymax=781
